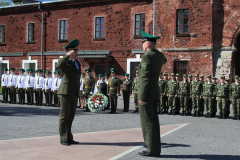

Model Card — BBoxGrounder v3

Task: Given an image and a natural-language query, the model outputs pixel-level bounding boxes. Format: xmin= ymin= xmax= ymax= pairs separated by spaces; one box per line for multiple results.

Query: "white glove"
xmin=83 ymin=92 xmax=85 ymax=94
xmin=90 ymin=92 xmax=93 ymax=94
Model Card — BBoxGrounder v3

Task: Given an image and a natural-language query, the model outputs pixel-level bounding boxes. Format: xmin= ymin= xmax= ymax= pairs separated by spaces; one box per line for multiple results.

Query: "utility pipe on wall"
xmin=38 ymin=3 xmax=44 ymax=70
xmin=153 ymin=0 xmax=155 ymax=36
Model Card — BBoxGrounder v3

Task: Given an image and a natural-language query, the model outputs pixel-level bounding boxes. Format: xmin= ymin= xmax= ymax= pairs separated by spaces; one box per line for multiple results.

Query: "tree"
xmin=0 ymin=1 xmax=10 ymax=6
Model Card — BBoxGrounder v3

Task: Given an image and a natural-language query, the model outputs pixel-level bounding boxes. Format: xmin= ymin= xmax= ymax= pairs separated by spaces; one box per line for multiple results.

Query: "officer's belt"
xmin=27 ymin=87 xmax=33 ymax=89
xmin=85 ymin=86 xmax=92 ymax=88
xmin=110 ymin=87 xmax=117 ymax=89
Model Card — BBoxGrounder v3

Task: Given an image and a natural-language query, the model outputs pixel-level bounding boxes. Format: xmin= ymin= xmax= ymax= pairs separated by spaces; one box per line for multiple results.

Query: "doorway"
xmin=94 ymin=65 xmax=105 ymax=81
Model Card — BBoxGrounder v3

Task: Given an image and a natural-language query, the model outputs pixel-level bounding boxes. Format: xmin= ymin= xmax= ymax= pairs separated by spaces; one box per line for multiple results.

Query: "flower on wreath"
xmin=87 ymin=93 xmax=108 ymax=113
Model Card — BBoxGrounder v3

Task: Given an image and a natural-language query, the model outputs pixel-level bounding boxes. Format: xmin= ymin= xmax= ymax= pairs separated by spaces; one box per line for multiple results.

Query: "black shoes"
xmin=232 ymin=115 xmax=237 ymax=120
xmin=138 ymin=151 xmax=160 ymax=157
xmin=218 ymin=114 xmax=222 ymax=119
xmin=132 ymin=109 xmax=139 ymax=113
xmin=205 ymin=113 xmax=209 ymax=118
xmin=108 ymin=111 xmax=116 ymax=114
xmin=60 ymin=141 xmax=71 ymax=146
xmin=68 ymin=140 xmax=79 ymax=144
xmin=192 ymin=112 xmax=196 ymax=117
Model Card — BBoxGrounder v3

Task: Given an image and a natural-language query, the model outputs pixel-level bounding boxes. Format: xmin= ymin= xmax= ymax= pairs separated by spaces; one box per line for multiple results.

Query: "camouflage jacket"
xmin=158 ymin=79 xmax=166 ymax=93
xmin=190 ymin=80 xmax=203 ymax=95
xmin=178 ymin=81 xmax=190 ymax=95
xmin=202 ymin=82 xmax=214 ymax=97
xmin=229 ymin=83 xmax=240 ymax=98
xmin=132 ymin=77 xmax=138 ymax=93
xmin=122 ymin=79 xmax=132 ymax=93
xmin=166 ymin=80 xmax=178 ymax=95
xmin=216 ymin=83 xmax=229 ymax=98
xmin=212 ymin=83 xmax=217 ymax=97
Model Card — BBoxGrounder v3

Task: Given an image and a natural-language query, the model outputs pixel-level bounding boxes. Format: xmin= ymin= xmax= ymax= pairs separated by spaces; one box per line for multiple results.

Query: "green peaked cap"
xmin=45 ymin=70 xmax=51 ymax=74
xmin=63 ymin=39 xmax=79 ymax=50
xmin=3 ymin=67 xmax=8 ymax=71
xmin=85 ymin=68 xmax=92 ymax=72
xmin=54 ymin=70 xmax=60 ymax=74
xmin=110 ymin=68 xmax=117 ymax=73
xmin=98 ymin=74 xmax=102 ymax=77
xmin=125 ymin=73 xmax=129 ymax=76
xmin=101 ymin=76 xmax=105 ymax=79
xmin=141 ymin=30 xmax=160 ymax=42
xmin=105 ymin=73 xmax=109 ymax=77
xmin=36 ymin=69 xmax=43 ymax=73
xmin=9 ymin=68 xmax=16 ymax=71
xmin=27 ymin=69 xmax=34 ymax=72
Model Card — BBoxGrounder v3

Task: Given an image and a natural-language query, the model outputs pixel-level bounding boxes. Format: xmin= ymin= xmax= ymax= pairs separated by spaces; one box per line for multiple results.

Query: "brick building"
xmin=0 ymin=0 xmax=240 ymax=81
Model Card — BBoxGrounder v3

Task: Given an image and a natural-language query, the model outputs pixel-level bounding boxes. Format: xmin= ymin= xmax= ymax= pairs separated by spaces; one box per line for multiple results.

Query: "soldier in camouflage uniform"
xmin=199 ymin=75 xmax=205 ymax=116
xmin=202 ymin=75 xmax=214 ymax=118
xmin=132 ymin=71 xmax=139 ymax=113
xmin=229 ymin=75 xmax=240 ymax=120
xmin=178 ymin=74 xmax=190 ymax=116
xmin=187 ymin=75 xmax=193 ymax=115
xmin=212 ymin=77 xmax=218 ymax=117
xmin=163 ymin=73 xmax=168 ymax=113
xmin=166 ymin=73 xmax=178 ymax=115
xmin=225 ymin=78 xmax=231 ymax=118
xmin=175 ymin=74 xmax=180 ymax=114
xmin=190 ymin=74 xmax=203 ymax=117
xmin=216 ymin=76 xmax=229 ymax=119
xmin=158 ymin=72 xmax=166 ymax=114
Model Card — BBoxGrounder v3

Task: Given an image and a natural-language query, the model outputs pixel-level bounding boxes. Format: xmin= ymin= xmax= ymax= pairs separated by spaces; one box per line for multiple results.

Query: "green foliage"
xmin=0 ymin=1 xmax=10 ymax=6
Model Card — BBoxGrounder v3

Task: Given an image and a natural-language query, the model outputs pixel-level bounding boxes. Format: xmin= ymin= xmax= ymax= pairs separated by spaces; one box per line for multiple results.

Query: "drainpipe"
xmin=153 ymin=0 xmax=155 ymax=36
xmin=38 ymin=3 xmax=44 ymax=70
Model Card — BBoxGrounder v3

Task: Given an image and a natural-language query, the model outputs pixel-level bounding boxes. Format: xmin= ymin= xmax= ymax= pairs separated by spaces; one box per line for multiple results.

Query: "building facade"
xmin=0 ymin=0 xmax=240 ymax=81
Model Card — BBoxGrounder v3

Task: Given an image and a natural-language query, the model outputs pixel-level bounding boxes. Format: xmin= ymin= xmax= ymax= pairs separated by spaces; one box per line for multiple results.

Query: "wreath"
xmin=87 ymin=93 xmax=108 ymax=112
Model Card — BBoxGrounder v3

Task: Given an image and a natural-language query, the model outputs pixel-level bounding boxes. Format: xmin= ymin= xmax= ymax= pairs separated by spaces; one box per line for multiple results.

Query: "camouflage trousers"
xmin=158 ymin=92 xmax=165 ymax=111
xmin=179 ymin=95 xmax=188 ymax=112
xmin=231 ymin=98 xmax=240 ymax=116
xmin=168 ymin=95 xmax=176 ymax=111
xmin=192 ymin=94 xmax=200 ymax=112
xmin=204 ymin=96 xmax=212 ymax=114
xmin=217 ymin=97 xmax=226 ymax=114
xmin=134 ymin=93 xmax=138 ymax=109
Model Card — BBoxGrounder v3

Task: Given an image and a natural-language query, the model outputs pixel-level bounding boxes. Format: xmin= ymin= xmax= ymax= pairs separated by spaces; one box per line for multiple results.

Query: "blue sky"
xmin=2 ymin=0 xmax=58 ymax=5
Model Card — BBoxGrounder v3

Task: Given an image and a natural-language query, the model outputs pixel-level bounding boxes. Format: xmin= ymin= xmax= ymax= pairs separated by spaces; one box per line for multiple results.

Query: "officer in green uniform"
xmin=25 ymin=69 xmax=35 ymax=105
xmin=212 ymin=77 xmax=218 ymax=117
xmin=178 ymin=74 xmax=190 ymax=116
xmin=107 ymin=68 xmax=120 ymax=114
xmin=132 ymin=71 xmax=139 ymax=113
xmin=8 ymin=68 xmax=17 ymax=104
xmin=1 ymin=67 xmax=9 ymax=103
xmin=57 ymin=39 xmax=81 ymax=146
xmin=163 ymin=72 xmax=168 ymax=113
xmin=105 ymin=73 xmax=110 ymax=110
xmin=83 ymin=68 xmax=95 ymax=112
xmin=187 ymin=75 xmax=193 ymax=115
xmin=199 ymin=75 xmax=205 ymax=116
xmin=202 ymin=75 xmax=214 ymax=118
xmin=175 ymin=73 xmax=180 ymax=114
xmin=190 ymin=74 xmax=203 ymax=117
xmin=216 ymin=76 xmax=229 ymax=119
xmin=138 ymin=31 xmax=167 ymax=157
xmin=166 ymin=73 xmax=178 ymax=115
xmin=158 ymin=72 xmax=166 ymax=114
xmin=225 ymin=78 xmax=231 ymax=118
xmin=122 ymin=73 xmax=132 ymax=112
xmin=229 ymin=75 xmax=240 ymax=120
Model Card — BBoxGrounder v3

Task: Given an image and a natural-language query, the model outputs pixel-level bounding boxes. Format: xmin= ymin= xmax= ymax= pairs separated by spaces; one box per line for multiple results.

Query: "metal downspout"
xmin=38 ymin=3 xmax=44 ymax=70
xmin=153 ymin=0 xmax=155 ymax=36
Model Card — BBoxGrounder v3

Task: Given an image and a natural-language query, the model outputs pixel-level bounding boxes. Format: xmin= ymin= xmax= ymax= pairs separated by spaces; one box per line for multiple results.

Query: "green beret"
xmin=171 ymin=73 xmax=175 ymax=76
xmin=101 ymin=76 xmax=105 ymax=79
xmin=54 ymin=70 xmax=60 ymax=74
xmin=9 ymin=68 xmax=16 ymax=71
xmin=188 ymin=75 xmax=192 ymax=78
xmin=18 ymin=68 xmax=24 ymax=72
xmin=163 ymin=73 xmax=168 ymax=76
xmin=220 ymin=75 xmax=225 ymax=79
xmin=63 ymin=39 xmax=79 ymax=50
xmin=110 ymin=68 xmax=117 ymax=73
xmin=85 ymin=68 xmax=92 ymax=72
xmin=3 ymin=67 xmax=8 ymax=71
xmin=235 ymin=75 xmax=239 ymax=79
xmin=81 ymin=73 xmax=85 ymax=75
xmin=45 ymin=70 xmax=51 ymax=74
xmin=36 ymin=69 xmax=43 ymax=73
xmin=141 ymin=30 xmax=160 ymax=43
xmin=105 ymin=73 xmax=109 ymax=77
xmin=194 ymin=74 xmax=199 ymax=77
xmin=176 ymin=73 xmax=179 ymax=76
xmin=98 ymin=74 xmax=102 ymax=77
xmin=35 ymin=69 xmax=39 ymax=72
xmin=125 ymin=73 xmax=129 ymax=76
xmin=183 ymin=74 xmax=187 ymax=77
xmin=206 ymin=75 xmax=211 ymax=78
xmin=200 ymin=75 xmax=204 ymax=78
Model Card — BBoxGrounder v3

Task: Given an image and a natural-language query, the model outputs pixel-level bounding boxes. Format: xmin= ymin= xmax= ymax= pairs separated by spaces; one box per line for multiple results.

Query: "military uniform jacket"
xmin=44 ymin=77 xmax=53 ymax=90
xmin=25 ymin=76 xmax=35 ymax=89
xmin=83 ymin=76 xmax=95 ymax=94
xmin=137 ymin=48 xmax=167 ymax=101
xmin=122 ymin=79 xmax=132 ymax=93
xmin=190 ymin=80 xmax=203 ymax=96
xmin=158 ymin=79 xmax=166 ymax=93
xmin=229 ymin=83 xmax=240 ymax=98
xmin=56 ymin=55 xmax=81 ymax=96
xmin=216 ymin=83 xmax=229 ymax=98
xmin=212 ymin=83 xmax=217 ymax=97
xmin=132 ymin=77 xmax=138 ymax=93
xmin=99 ymin=82 xmax=107 ymax=95
xmin=178 ymin=81 xmax=190 ymax=96
xmin=166 ymin=80 xmax=178 ymax=95
xmin=35 ymin=76 xmax=44 ymax=89
xmin=202 ymin=82 xmax=214 ymax=97
xmin=107 ymin=77 xmax=120 ymax=95
xmin=17 ymin=75 xmax=26 ymax=88
xmin=1 ymin=74 xmax=9 ymax=87
xmin=51 ymin=77 xmax=62 ymax=91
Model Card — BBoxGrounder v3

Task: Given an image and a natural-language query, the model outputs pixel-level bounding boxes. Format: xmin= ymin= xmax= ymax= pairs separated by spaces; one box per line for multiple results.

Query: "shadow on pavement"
xmin=162 ymin=142 xmax=191 ymax=148
xmin=78 ymin=142 xmax=144 ymax=146
xmin=160 ymin=154 xmax=240 ymax=160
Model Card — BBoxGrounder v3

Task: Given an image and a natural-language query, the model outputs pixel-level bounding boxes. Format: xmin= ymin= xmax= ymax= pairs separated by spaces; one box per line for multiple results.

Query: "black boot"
xmin=160 ymin=109 xmax=163 ymax=115
xmin=209 ymin=113 xmax=211 ymax=118
xmin=184 ymin=111 xmax=187 ymax=116
xmin=223 ymin=114 xmax=225 ymax=119
xmin=238 ymin=115 xmax=240 ymax=120
xmin=168 ymin=110 xmax=172 ymax=115
xmin=173 ymin=109 xmax=176 ymax=115
xmin=218 ymin=114 xmax=222 ymax=119
xmin=192 ymin=112 xmax=196 ymax=117
xmin=181 ymin=111 xmax=184 ymax=116
xmin=196 ymin=111 xmax=199 ymax=117
xmin=205 ymin=113 xmax=209 ymax=118
xmin=232 ymin=115 xmax=237 ymax=120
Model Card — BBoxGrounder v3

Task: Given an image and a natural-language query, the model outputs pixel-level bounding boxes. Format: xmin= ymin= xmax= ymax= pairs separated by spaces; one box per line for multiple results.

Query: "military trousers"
xmin=180 ymin=95 xmax=188 ymax=112
xmin=44 ymin=89 xmax=53 ymax=106
xmin=85 ymin=93 xmax=91 ymax=111
xmin=163 ymin=96 xmax=168 ymax=110
xmin=217 ymin=97 xmax=226 ymax=114
xmin=168 ymin=95 xmax=176 ymax=111
xmin=9 ymin=86 xmax=16 ymax=103
xmin=18 ymin=88 xmax=25 ymax=104
xmin=123 ymin=90 xmax=130 ymax=112
xmin=199 ymin=98 xmax=204 ymax=113
xmin=226 ymin=100 xmax=231 ymax=116
xmin=204 ymin=96 xmax=212 ymax=114
xmin=176 ymin=97 xmax=180 ymax=112
xmin=192 ymin=94 xmax=200 ymax=112
xmin=26 ymin=87 xmax=34 ymax=105
xmin=54 ymin=90 xmax=60 ymax=107
xmin=2 ymin=86 xmax=8 ymax=103
xmin=231 ymin=98 xmax=240 ymax=116
xmin=35 ymin=88 xmax=43 ymax=106
xmin=109 ymin=94 xmax=117 ymax=113
xmin=59 ymin=95 xmax=78 ymax=141
xmin=212 ymin=97 xmax=217 ymax=115
xmin=158 ymin=92 xmax=164 ymax=111
xmin=139 ymin=100 xmax=161 ymax=155
xmin=134 ymin=93 xmax=138 ymax=109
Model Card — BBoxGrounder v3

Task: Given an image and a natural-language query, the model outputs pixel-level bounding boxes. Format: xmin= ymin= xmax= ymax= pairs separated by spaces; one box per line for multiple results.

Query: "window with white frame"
xmin=0 ymin=25 xmax=5 ymax=43
xmin=59 ymin=20 xmax=68 ymax=40
xmin=27 ymin=23 xmax=35 ymax=42
xmin=95 ymin=17 xmax=104 ymax=39
xmin=134 ymin=13 xmax=145 ymax=37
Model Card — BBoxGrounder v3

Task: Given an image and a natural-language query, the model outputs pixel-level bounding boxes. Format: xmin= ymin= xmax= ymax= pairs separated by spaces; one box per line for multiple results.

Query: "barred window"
xmin=177 ymin=9 xmax=189 ymax=34
xmin=0 ymin=25 xmax=5 ymax=43
xmin=134 ymin=13 xmax=145 ymax=37
xmin=59 ymin=20 xmax=68 ymax=40
xmin=27 ymin=23 xmax=35 ymax=42
xmin=95 ymin=17 xmax=104 ymax=39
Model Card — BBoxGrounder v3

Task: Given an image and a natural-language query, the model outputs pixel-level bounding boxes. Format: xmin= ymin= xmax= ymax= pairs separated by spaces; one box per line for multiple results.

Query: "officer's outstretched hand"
xmin=66 ymin=50 xmax=75 ymax=55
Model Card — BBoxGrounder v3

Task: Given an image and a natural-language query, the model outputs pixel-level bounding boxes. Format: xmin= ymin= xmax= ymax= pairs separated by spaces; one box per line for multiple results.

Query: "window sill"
xmin=176 ymin=34 xmax=190 ymax=37
xmin=0 ymin=43 xmax=6 ymax=46
xmin=58 ymin=39 xmax=68 ymax=43
xmin=93 ymin=38 xmax=105 ymax=41
xmin=26 ymin=42 xmax=36 ymax=44
xmin=133 ymin=36 xmax=143 ymax=39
